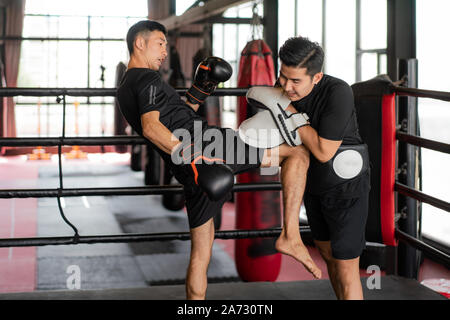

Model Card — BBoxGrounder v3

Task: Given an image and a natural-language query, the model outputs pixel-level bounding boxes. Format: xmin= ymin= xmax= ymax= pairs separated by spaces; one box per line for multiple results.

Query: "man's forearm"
xmin=143 ymin=121 xmax=181 ymax=155
xmin=285 ymin=104 xmax=337 ymax=162
xmin=185 ymin=100 xmax=200 ymax=112
xmin=298 ymin=126 xmax=330 ymax=163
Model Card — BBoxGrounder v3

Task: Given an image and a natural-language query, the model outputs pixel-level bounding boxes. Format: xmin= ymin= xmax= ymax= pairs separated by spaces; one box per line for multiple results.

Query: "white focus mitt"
xmin=246 ymin=86 xmax=310 ymax=146
xmin=238 ymin=110 xmax=285 ymax=148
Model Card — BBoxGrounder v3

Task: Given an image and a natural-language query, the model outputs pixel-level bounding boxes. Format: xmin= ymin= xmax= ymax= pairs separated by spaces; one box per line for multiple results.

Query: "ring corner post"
xmin=397 ymin=58 xmax=420 ymax=279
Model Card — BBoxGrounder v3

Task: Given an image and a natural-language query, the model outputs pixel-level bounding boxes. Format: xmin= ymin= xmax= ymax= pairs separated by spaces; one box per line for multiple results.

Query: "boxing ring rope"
xmin=0 ymin=226 xmax=310 ymax=248
xmin=0 ymin=87 xmax=248 ymax=97
xmin=395 ymin=229 xmax=450 ymax=267
xmin=0 ymin=182 xmax=282 ymax=199
xmin=394 ymin=182 xmax=450 ymax=213
xmin=392 ymin=85 xmax=450 ymax=102
xmin=0 ymin=131 xmax=448 ymax=153
xmin=2 ymin=85 xmax=448 ymax=100
xmin=396 ymin=131 xmax=450 ymax=154
xmin=0 ymin=136 xmax=147 ymax=146
xmin=0 ymin=86 xmax=449 ymax=269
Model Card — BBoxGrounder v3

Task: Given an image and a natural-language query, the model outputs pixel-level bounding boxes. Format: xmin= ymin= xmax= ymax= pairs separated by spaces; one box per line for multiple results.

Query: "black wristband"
xmin=186 ymin=84 xmax=210 ymax=104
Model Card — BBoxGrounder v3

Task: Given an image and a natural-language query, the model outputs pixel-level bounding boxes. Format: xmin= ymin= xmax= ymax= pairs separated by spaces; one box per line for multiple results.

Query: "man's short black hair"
xmin=126 ymin=20 xmax=167 ymax=55
xmin=279 ymin=37 xmax=324 ymax=77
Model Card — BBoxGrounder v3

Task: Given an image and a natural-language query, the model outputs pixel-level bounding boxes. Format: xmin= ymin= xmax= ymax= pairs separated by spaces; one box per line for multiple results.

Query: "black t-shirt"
xmin=292 ymin=74 xmax=370 ymax=198
xmin=116 ymin=68 xmax=207 ymax=163
xmin=117 ymin=68 xmax=206 ymax=137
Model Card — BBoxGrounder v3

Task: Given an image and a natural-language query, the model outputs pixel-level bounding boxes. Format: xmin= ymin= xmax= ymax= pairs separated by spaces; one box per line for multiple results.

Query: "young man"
xmin=117 ymin=20 xmax=321 ymax=300
xmin=276 ymin=37 xmax=371 ymax=300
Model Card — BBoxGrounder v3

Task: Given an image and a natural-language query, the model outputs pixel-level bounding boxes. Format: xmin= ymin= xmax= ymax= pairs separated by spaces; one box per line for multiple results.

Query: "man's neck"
xmin=128 ymin=56 xmax=148 ymax=69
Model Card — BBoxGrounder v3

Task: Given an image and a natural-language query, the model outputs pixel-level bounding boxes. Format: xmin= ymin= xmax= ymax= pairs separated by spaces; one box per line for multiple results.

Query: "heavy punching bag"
xmin=114 ymin=62 xmax=142 ymax=171
xmin=162 ymin=45 xmax=187 ymax=211
xmin=114 ymin=62 xmax=128 ymax=153
xmin=235 ymin=40 xmax=282 ymax=281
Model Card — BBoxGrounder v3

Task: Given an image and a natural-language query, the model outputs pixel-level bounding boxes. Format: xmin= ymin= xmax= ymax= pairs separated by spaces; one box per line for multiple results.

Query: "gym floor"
xmin=0 ymin=153 xmax=448 ymax=299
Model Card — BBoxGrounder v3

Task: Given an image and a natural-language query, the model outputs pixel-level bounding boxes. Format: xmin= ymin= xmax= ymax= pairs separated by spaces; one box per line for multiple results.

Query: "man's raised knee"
xmin=292 ymin=145 xmax=310 ymax=166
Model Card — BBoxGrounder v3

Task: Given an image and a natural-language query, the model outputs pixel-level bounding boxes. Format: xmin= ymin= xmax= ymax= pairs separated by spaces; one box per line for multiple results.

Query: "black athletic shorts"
xmin=304 ymin=191 xmax=369 ymax=260
xmin=170 ymin=127 xmax=265 ymax=229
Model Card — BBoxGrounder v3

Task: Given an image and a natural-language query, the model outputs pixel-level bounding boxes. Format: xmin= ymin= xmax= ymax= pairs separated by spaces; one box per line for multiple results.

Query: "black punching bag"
xmin=114 ymin=62 xmax=128 ymax=153
xmin=161 ymin=45 xmax=187 ymax=211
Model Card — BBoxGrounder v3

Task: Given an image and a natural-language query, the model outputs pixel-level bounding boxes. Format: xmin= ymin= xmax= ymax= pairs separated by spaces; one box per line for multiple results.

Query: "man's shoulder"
xmin=125 ymin=68 xmax=162 ymax=86
xmin=322 ymin=74 xmax=352 ymax=91
xmin=321 ymin=75 xmax=353 ymax=102
xmin=119 ymin=68 xmax=160 ymax=91
xmin=130 ymin=68 xmax=161 ymax=85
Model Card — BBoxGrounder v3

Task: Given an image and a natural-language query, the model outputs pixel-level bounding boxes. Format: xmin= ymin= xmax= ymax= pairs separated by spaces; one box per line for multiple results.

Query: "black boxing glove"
xmin=186 ymin=56 xmax=232 ymax=105
xmin=171 ymin=143 xmax=234 ymax=201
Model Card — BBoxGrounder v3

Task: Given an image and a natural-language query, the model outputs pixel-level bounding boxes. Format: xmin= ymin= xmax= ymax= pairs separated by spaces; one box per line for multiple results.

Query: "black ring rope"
xmin=395 ymin=182 xmax=450 ymax=213
xmin=0 ymin=87 xmax=248 ymax=97
xmin=0 ymin=227 xmax=311 ymax=248
xmin=56 ymin=192 xmax=79 ymax=242
xmin=0 ymin=86 xmax=449 ymax=100
xmin=0 ymin=132 xmax=449 ymax=155
xmin=53 ymin=94 xmax=80 ymax=238
xmin=395 ymin=229 xmax=450 ymax=268
xmin=391 ymin=85 xmax=450 ymax=102
xmin=396 ymin=131 xmax=450 ymax=154
xmin=0 ymin=182 xmax=281 ymax=199
xmin=0 ymin=86 xmax=449 ymax=267
xmin=0 ymin=136 xmax=146 ymax=146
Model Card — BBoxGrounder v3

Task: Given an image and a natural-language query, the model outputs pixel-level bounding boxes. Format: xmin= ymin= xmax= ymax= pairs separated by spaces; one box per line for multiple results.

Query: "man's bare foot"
xmin=275 ymin=235 xmax=322 ymax=279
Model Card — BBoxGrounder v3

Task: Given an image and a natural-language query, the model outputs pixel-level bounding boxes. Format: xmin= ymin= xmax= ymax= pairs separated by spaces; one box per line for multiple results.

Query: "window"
xmin=296 ymin=0 xmax=323 ymax=46
xmin=176 ymin=0 xmax=197 ymax=16
xmin=357 ymin=0 xmax=387 ymax=82
xmin=277 ymin=0 xmax=387 ymax=84
xmin=416 ymin=0 xmax=450 ymax=246
xmin=212 ymin=2 xmax=260 ymax=129
xmin=15 ymin=0 xmax=147 ymax=137
xmin=325 ymin=0 xmax=356 ymax=85
xmin=278 ymin=0 xmax=296 ymax=50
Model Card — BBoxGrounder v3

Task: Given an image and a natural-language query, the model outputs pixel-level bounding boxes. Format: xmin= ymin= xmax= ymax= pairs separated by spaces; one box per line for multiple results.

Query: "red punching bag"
xmin=235 ymin=40 xmax=282 ymax=282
